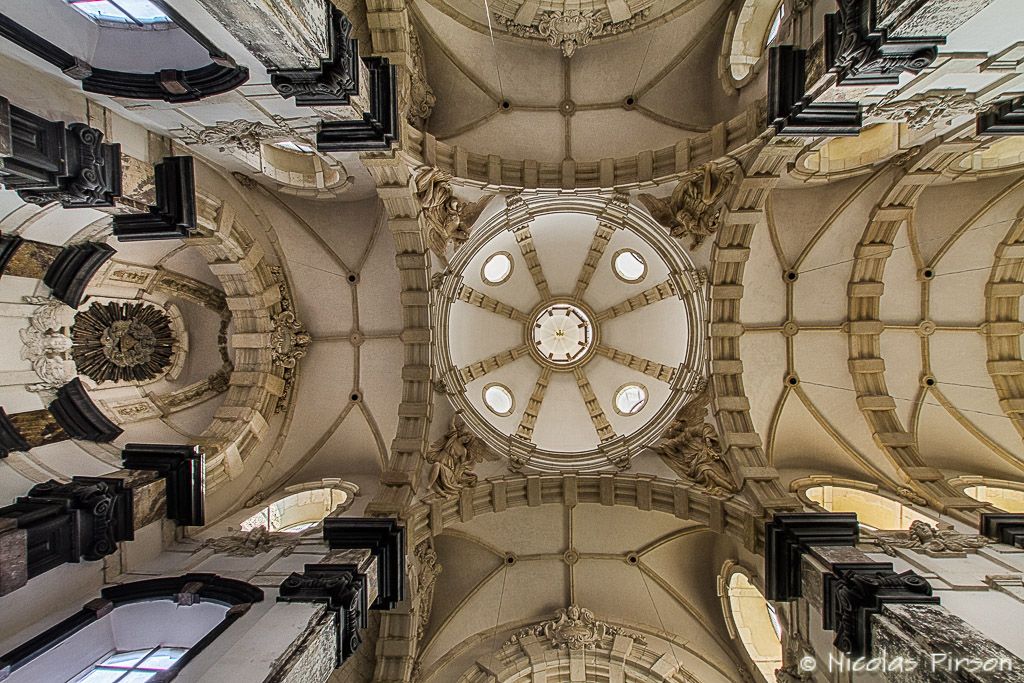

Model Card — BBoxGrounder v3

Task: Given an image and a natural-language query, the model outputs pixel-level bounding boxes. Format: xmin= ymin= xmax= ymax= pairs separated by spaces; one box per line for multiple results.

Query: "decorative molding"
xmin=764 ymin=512 xmax=859 ymax=601
xmin=494 ymin=8 xmax=651 ymax=57
xmin=650 ymin=390 xmax=737 ymax=497
xmin=0 ymin=99 xmax=121 ymax=208
xmin=200 ymin=527 xmax=301 ymax=557
xmin=39 ymin=242 xmax=117 ymax=309
xmin=19 ymin=296 xmax=75 ymax=392
xmin=270 ymin=266 xmax=306 ymax=414
xmin=270 ymin=8 xmax=361 ymax=106
xmin=413 ymin=540 xmax=441 ymax=641
xmin=823 ymin=566 xmax=937 ymax=656
xmin=980 ymin=513 xmax=1024 ymax=549
xmin=866 ymin=89 xmax=983 ymax=130
xmin=866 ymin=521 xmax=990 ymax=557
xmin=278 ymin=563 xmax=367 ymax=666
xmin=323 ymin=517 xmax=405 ymax=610
xmin=0 ymin=12 xmax=247 ymax=102
xmin=316 ymin=57 xmax=398 ymax=151
xmin=407 ymin=26 xmax=436 ymax=128
xmin=71 ymin=302 xmax=175 ymax=384
xmin=48 ymin=377 xmax=123 ymax=443
xmin=112 ymin=157 xmax=197 ymax=241
xmin=415 ymin=168 xmax=494 ymax=264
xmin=637 ymin=164 xmax=735 ymax=250
xmin=122 ymin=443 xmax=205 ymax=526
xmin=178 ymin=117 xmax=291 ymax=154
xmin=825 ymin=0 xmax=943 ymax=86
xmin=977 ymin=96 xmax=1024 ymax=136
xmin=505 ymin=605 xmax=648 ymax=650
xmin=766 ymin=46 xmax=862 ymax=136
xmin=425 ymin=414 xmax=498 ymax=497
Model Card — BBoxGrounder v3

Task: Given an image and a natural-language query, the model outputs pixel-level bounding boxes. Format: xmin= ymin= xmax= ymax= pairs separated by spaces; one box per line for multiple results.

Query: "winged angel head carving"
xmin=637 ymin=163 xmax=734 ymax=250
xmin=415 ymin=168 xmax=495 ymax=265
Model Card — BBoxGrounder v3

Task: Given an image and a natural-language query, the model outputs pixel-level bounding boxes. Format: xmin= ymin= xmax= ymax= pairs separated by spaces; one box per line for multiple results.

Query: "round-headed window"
xmin=614 ymin=383 xmax=648 ymax=416
xmin=612 ymin=249 xmax=647 ymax=283
xmin=726 ymin=572 xmax=783 ymax=682
xmin=483 ymin=383 xmax=515 ymax=416
xmin=481 ymin=252 xmax=514 ymax=285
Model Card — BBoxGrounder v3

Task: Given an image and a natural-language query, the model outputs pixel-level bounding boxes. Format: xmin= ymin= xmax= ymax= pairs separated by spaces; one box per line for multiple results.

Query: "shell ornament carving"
xmin=71 ymin=302 xmax=175 ymax=383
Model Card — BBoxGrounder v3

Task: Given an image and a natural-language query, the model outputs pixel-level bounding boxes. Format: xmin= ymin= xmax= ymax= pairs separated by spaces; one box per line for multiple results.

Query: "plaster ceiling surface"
xmin=438 ymin=194 xmax=707 ymax=470
xmin=417 ymin=503 xmax=749 ymax=682
xmin=414 ymin=0 xmax=751 ymax=164
xmin=738 ymin=156 xmax=1024 ymax=492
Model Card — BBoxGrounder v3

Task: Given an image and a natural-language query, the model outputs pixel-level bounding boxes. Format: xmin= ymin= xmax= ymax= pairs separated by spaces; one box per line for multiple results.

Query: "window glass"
xmin=614 ymin=384 xmax=648 ymax=415
xmin=483 ymin=383 xmax=514 ymax=416
xmin=805 ymin=485 xmax=933 ymax=529
xmin=67 ymin=0 xmax=171 ymax=25
xmin=71 ymin=648 xmax=187 ymax=683
xmin=482 ymin=252 xmax=514 ymax=285
xmin=727 ymin=573 xmax=782 ymax=682
xmin=272 ymin=141 xmax=316 ymax=154
xmin=612 ymin=249 xmax=647 ymax=282
xmin=239 ymin=487 xmax=351 ymax=532
xmin=765 ymin=3 xmax=785 ymax=46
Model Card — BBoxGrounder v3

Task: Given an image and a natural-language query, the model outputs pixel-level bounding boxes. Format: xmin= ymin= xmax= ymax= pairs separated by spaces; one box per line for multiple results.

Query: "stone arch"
xmin=718 ymin=561 xmax=782 ymax=682
xmin=719 ymin=0 xmax=785 ymax=92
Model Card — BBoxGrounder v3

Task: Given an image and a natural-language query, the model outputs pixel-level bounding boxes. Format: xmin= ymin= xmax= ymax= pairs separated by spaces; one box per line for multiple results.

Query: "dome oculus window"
xmin=765 ymin=2 xmax=785 ymax=47
xmin=72 ymin=647 xmax=187 ymax=682
xmin=483 ymin=383 xmax=515 ymax=416
xmin=612 ymin=249 xmax=647 ymax=283
xmin=67 ymin=0 xmax=171 ymax=26
xmin=614 ymin=383 xmax=648 ymax=416
xmin=481 ymin=252 xmax=514 ymax=285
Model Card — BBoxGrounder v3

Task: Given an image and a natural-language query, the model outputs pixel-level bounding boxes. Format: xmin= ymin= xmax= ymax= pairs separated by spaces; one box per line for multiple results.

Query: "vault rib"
xmin=595 ymin=279 xmax=677 ymax=322
xmin=455 ymin=283 xmax=530 ymax=322
xmin=572 ymin=367 xmax=616 ymax=442
xmin=572 ymin=223 xmax=615 ymax=300
xmin=458 ymin=344 xmax=531 ymax=384
xmin=517 ymin=366 xmax=552 ymax=441
xmin=594 ymin=343 xmax=678 ymax=383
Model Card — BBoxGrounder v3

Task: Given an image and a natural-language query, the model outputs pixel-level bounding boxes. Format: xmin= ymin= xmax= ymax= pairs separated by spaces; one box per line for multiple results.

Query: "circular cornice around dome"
xmin=436 ymin=193 xmax=708 ymax=472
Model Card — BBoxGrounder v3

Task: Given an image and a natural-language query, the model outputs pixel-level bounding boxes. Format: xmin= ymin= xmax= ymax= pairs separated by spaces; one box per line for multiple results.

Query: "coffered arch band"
xmin=434 ymin=193 xmax=709 ymax=471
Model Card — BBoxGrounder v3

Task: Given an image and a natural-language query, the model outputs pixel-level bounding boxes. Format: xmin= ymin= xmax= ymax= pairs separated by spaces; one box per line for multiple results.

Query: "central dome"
xmin=530 ymin=301 xmax=597 ymax=368
xmin=436 ymin=194 xmax=708 ymax=471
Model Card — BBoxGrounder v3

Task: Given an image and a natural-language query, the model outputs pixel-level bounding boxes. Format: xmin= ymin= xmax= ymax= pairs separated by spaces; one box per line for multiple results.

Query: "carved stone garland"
xmin=505 ymin=605 xmax=647 ymax=650
xmin=71 ymin=301 xmax=175 ymax=384
xmin=865 ymin=89 xmax=983 ymax=130
xmin=178 ymin=116 xmax=293 ymax=154
xmin=198 ymin=526 xmax=302 ymax=557
xmin=649 ymin=388 xmax=738 ymax=497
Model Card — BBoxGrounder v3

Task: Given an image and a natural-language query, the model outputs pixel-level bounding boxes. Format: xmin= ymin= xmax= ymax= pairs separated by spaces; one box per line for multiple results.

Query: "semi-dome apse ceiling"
xmin=437 ymin=193 xmax=708 ymax=471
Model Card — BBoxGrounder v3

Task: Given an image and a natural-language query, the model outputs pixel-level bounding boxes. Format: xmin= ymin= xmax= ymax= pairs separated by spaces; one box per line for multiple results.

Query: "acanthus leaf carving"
xmin=866 ymin=520 xmax=991 ymax=558
xmin=425 ymin=414 xmax=499 ymax=497
xmin=415 ymin=168 xmax=495 ymax=265
xmin=637 ymin=164 xmax=734 ymax=250
xmin=407 ymin=27 xmax=436 ymax=128
xmin=649 ymin=388 xmax=737 ymax=497
xmin=494 ymin=8 xmax=650 ymax=57
xmin=504 ymin=605 xmax=647 ymax=650
xmin=414 ymin=540 xmax=442 ymax=640
xmin=178 ymin=116 xmax=293 ymax=155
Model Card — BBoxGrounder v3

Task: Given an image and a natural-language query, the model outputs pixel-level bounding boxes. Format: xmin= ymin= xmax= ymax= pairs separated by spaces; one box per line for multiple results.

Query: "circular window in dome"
xmin=612 ymin=249 xmax=647 ymax=283
xmin=614 ymin=383 xmax=648 ymax=416
xmin=483 ymin=383 xmax=515 ymax=416
xmin=481 ymin=251 xmax=513 ymax=285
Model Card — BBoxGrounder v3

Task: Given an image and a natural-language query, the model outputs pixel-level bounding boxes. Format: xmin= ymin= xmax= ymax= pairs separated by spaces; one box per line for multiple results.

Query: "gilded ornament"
xmin=71 ymin=302 xmax=175 ymax=384
xmin=637 ymin=164 xmax=735 ymax=249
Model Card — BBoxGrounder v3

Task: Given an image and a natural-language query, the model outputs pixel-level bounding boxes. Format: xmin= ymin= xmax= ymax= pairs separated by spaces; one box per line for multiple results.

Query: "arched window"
xmin=724 ymin=570 xmax=783 ymax=682
xmin=963 ymin=484 xmax=1024 ymax=513
xmin=0 ymin=0 xmax=247 ymax=101
xmin=721 ymin=0 xmax=787 ymax=90
xmin=0 ymin=574 xmax=262 ymax=682
xmin=803 ymin=485 xmax=934 ymax=530
xmin=259 ymin=142 xmax=355 ymax=199
xmin=239 ymin=483 xmax=357 ymax=533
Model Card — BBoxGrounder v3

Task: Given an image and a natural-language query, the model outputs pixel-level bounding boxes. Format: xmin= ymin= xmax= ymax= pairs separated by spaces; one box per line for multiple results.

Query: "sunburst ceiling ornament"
xmin=71 ymin=302 xmax=175 ymax=383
